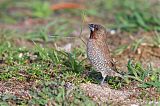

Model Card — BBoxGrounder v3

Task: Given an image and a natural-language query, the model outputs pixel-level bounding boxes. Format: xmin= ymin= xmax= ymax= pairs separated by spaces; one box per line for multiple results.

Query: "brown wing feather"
xmin=107 ymin=59 xmax=117 ymax=71
xmin=97 ymin=40 xmax=117 ymax=71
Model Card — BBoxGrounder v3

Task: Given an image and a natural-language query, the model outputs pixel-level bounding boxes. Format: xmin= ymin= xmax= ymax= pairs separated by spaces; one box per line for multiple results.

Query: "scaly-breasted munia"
xmin=87 ymin=24 xmax=122 ymax=84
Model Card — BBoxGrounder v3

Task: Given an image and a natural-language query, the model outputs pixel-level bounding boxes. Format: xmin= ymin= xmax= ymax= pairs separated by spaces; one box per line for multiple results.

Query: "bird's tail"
xmin=115 ymin=71 xmax=130 ymax=84
xmin=115 ymin=72 xmax=123 ymax=78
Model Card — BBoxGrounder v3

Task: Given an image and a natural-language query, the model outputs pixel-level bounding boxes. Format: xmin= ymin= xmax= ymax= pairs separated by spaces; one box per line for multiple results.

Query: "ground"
xmin=0 ymin=0 xmax=160 ymax=105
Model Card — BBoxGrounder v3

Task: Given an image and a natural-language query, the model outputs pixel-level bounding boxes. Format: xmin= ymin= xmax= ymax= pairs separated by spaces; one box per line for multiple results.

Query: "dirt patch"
xmin=80 ymin=82 xmax=160 ymax=105
xmin=0 ymin=79 xmax=34 ymax=100
xmin=80 ymin=83 xmax=143 ymax=106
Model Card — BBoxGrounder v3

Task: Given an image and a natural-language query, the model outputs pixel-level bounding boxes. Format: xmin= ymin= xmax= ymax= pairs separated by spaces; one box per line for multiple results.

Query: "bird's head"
xmin=88 ymin=24 xmax=106 ymax=40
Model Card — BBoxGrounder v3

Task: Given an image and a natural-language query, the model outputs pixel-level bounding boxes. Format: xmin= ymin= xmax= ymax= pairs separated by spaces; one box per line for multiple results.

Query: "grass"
xmin=0 ymin=81 xmax=96 ymax=106
xmin=131 ymin=38 xmax=144 ymax=52
xmin=112 ymin=45 xmax=128 ymax=56
xmin=0 ymin=0 xmax=160 ymax=105
xmin=152 ymin=32 xmax=160 ymax=47
xmin=113 ymin=0 xmax=160 ymax=31
xmin=0 ymin=18 xmax=73 ymax=46
xmin=85 ymin=0 xmax=160 ymax=32
xmin=0 ymin=39 xmax=96 ymax=105
xmin=113 ymin=36 xmax=158 ymax=56
xmin=126 ymin=60 xmax=160 ymax=89
xmin=0 ymin=0 xmax=52 ymax=23
xmin=1 ymin=0 xmax=160 ymax=32
xmin=126 ymin=60 xmax=160 ymax=101
xmin=0 ymin=44 xmax=82 ymax=82
xmin=1 ymin=40 xmax=159 ymax=105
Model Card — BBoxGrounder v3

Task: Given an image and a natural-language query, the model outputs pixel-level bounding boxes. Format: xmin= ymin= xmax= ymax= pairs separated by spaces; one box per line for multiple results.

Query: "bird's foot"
xmin=100 ymin=82 xmax=110 ymax=89
xmin=100 ymin=77 xmax=110 ymax=88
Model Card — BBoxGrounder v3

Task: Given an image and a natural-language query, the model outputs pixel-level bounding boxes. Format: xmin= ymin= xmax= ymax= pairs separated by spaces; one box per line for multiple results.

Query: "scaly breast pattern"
xmin=87 ymin=40 xmax=111 ymax=73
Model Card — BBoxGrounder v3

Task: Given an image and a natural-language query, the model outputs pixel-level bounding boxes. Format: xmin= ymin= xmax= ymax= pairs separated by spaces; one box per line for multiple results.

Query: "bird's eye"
xmin=94 ymin=25 xmax=99 ymax=30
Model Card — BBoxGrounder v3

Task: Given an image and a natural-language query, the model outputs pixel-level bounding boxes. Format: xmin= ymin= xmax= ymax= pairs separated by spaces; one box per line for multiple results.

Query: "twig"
xmin=141 ymin=43 xmax=154 ymax=47
xmin=48 ymin=10 xmax=87 ymax=46
xmin=147 ymin=50 xmax=160 ymax=58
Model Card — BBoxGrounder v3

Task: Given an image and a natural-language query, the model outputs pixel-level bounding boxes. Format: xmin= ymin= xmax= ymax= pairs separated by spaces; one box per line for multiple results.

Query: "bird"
xmin=87 ymin=24 xmax=122 ymax=85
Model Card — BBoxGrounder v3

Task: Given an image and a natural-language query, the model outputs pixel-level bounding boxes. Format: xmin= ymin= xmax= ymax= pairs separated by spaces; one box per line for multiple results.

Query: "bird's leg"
xmin=100 ymin=73 xmax=110 ymax=88
xmin=100 ymin=72 xmax=107 ymax=85
xmin=100 ymin=76 xmax=105 ymax=85
xmin=100 ymin=75 xmax=110 ymax=89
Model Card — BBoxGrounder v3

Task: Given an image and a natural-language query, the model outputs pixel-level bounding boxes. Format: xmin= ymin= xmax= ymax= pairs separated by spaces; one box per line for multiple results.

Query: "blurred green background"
xmin=0 ymin=0 xmax=160 ymax=105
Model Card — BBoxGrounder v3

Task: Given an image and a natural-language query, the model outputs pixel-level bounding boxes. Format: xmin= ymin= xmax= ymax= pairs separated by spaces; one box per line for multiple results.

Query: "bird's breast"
xmin=87 ymin=40 xmax=107 ymax=71
xmin=87 ymin=40 xmax=106 ymax=58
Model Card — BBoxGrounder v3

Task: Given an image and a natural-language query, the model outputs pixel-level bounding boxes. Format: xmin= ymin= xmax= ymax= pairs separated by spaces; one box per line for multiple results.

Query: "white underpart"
xmin=90 ymin=27 xmax=94 ymax=32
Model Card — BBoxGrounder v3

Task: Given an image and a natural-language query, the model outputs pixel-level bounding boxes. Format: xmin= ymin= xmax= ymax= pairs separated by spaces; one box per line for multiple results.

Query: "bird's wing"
xmin=97 ymin=43 xmax=117 ymax=71
xmin=107 ymin=59 xmax=117 ymax=71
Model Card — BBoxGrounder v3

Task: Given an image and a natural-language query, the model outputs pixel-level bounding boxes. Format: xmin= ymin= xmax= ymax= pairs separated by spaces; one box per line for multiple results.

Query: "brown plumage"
xmin=87 ymin=24 xmax=122 ymax=84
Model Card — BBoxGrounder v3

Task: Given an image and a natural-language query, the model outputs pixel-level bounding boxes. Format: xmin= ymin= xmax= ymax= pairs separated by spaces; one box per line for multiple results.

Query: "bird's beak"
xmin=88 ymin=24 xmax=94 ymax=32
